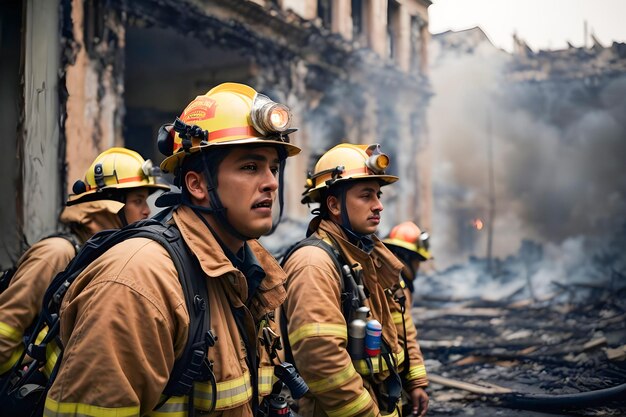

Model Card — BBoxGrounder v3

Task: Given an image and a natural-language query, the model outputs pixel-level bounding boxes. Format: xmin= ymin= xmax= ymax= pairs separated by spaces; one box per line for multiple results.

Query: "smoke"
xmin=417 ymin=223 xmax=626 ymax=303
xmin=428 ymin=29 xmax=626 ymax=268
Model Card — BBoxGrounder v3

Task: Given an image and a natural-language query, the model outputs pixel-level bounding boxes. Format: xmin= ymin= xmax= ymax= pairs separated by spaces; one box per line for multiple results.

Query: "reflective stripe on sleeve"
xmin=258 ymin=365 xmax=277 ymax=396
xmin=0 ymin=345 xmax=23 ymax=374
xmin=391 ymin=311 xmax=403 ymax=325
xmin=33 ymin=327 xmax=61 ymax=379
xmin=405 ymin=363 xmax=427 ymax=381
xmin=306 ymin=362 xmax=357 ymax=393
xmin=391 ymin=311 xmax=415 ymax=327
xmin=43 ymin=397 xmax=139 ymax=417
xmin=326 ymin=390 xmax=373 ymax=417
xmin=193 ymin=370 xmax=253 ymax=410
xmin=43 ymin=341 xmax=61 ymax=378
xmin=353 ymin=349 xmax=405 ymax=376
xmin=0 ymin=321 xmax=22 ymax=342
xmin=148 ymin=396 xmax=187 ymax=417
xmin=288 ymin=323 xmax=347 ymax=346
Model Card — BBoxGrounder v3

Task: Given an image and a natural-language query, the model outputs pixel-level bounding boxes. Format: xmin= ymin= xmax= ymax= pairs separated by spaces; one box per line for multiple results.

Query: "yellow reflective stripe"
xmin=391 ymin=312 xmax=404 ymax=325
xmin=392 ymin=311 xmax=415 ymax=327
xmin=289 ymin=323 xmax=347 ymax=346
xmin=43 ymin=396 xmax=139 ymax=417
xmin=148 ymin=396 xmax=187 ymax=417
xmin=326 ymin=390 xmax=372 ymax=417
xmin=194 ymin=371 xmax=253 ymax=410
xmin=307 ymin=363 xmax=357 ymax=393
xmin=258 ymin=366 xmax=277 ymax=396
xmin=43 ymin=341 xmax=61 ymax=378
xmin=406 ymin=364 xmax=427 ymax=381
xmin=382 ymin=407 xmax=400 ymax=417
xmin=353 ymin=349 xmax=405 ymax=375
xmin=35 ymin=326 xmax=48 ymax=344
xmin=0 ymin=345 xmax=23 ymax=374
xmin=399 ymin=279 xmax=406 ymax=289
xmin=0 ymin=321 xmax=22 ymax=342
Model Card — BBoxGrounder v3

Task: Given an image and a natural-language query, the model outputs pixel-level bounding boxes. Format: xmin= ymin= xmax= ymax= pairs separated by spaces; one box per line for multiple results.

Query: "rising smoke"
xmin=428 ymin=29 xmax=626 ymax=275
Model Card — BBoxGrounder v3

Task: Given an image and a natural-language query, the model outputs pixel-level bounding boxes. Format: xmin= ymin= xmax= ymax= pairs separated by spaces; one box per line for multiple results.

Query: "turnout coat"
xmin=0 ymin=201 xmax=124 ymax=375
xmin=45 ymin=205 xmax=287 ymax=417
xmin=282 ymin=218 xmax=428 ymax=417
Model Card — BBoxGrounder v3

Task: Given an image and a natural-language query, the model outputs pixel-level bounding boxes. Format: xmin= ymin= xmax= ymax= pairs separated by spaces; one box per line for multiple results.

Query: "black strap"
xmin=278 ymin=236 xmax=361 ymax=370
xmin=279 ymin=236 xmax=405 ymax=411
xmin=4 ymin=219 xmax=215 ymax=414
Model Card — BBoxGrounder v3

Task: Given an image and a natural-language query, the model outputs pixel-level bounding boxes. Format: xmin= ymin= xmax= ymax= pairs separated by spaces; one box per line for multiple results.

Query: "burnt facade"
xmin=0 ymin=0 xmax=433 ymax=265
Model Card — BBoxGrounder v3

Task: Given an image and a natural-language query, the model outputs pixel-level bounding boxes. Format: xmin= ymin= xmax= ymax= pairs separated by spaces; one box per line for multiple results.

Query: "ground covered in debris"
xmin=414 ymin=281 xmax=626 ymax=416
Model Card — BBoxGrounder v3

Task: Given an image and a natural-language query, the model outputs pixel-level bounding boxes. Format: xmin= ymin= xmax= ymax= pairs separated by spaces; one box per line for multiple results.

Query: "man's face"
xmin=123 ymin=188 xmax=151 ymax=224
xmin=216 ymin=146 xmax=280 ymax=238
xmin=343 ymin=180 xmax=384 ymax=235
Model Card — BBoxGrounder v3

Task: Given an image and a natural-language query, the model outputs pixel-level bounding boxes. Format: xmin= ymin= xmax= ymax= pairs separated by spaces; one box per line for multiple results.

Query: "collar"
xmin=174 ymin=205 xmax=286 ymax=314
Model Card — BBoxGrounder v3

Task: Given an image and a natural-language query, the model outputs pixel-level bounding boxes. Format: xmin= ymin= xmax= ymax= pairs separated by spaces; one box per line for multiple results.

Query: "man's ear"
xmin=327 ymin=195 xmax=341 ymax=217
xmin=184 ymin=171 xmax=208 ymax=203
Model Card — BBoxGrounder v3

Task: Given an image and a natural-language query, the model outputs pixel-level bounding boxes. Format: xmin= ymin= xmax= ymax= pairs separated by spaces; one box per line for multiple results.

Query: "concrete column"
xmin=23 ymin=0 xmax=62 ymax=243
xmin=395 ymin=4 xmax=411 ymax=71
xmin=332 ymin=0 xmax=353 ymax=40
xmin=365 ymin=0 xmax=388 ymax=56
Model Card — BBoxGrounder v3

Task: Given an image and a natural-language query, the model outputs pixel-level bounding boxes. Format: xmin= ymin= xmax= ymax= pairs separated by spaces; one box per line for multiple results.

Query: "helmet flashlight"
xmin=251 ymin=93 xmax=292 ymax=135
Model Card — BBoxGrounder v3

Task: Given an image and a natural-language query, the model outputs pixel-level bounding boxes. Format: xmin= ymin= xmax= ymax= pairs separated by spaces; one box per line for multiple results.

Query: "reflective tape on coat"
xmin=44 ymin=397 xmax=140 ymax=417
xmin=405 ymin=363 xmax=428 ymax=381
xmin=193 ymin=370 xmax=253 ymax=410
xmin=306 ymin=362 xmax=358 ymax=394
xmin=325 ymin=390 xmax=373 ymax=417
xmin=352 ymin=349 xmax=405 ymax=376
xmin=288 ymin=322 xmax=347 ymax=346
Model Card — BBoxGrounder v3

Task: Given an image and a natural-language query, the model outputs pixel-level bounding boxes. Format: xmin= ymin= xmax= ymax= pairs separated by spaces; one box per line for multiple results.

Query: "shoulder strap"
xmin=8 ymin=219 xmax=215 ymax=411
xmin=279 ymin=235 xmax=359 ymax=364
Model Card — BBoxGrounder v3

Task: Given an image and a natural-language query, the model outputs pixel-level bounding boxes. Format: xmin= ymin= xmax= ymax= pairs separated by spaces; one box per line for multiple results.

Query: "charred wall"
xmin=1 ymin=0 xmax=433 ymax=262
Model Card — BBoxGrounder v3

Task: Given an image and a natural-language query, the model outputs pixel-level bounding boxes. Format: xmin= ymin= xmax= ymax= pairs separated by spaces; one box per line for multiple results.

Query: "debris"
xmin=582 ymin=337 xmax=608 ymax=351
xmin=428 ymin=373 xmax=512 ymax=395
xmin=605 ymin=346 xmax=626 ymax=362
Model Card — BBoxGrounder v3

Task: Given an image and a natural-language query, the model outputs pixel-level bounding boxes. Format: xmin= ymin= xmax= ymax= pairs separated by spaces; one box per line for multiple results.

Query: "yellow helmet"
xmin=302 ymin=143 xmax=398 ymax=204
xmin=158 ymin=82 xmax=301 ymax=173
xmin=383 ymin=221 xmax=432 ymax=261
xmin=67 ymin=147 xmax=169 ymax=205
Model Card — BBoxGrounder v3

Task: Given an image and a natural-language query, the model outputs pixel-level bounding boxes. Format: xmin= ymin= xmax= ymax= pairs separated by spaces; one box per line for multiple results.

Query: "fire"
xmin=472 ymin=218 xmax=484 ymax=230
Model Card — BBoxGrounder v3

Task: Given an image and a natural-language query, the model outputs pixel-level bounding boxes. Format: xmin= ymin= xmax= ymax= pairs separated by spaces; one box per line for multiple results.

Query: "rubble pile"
xmin=415 ymin=270 xmax=626 ymax=416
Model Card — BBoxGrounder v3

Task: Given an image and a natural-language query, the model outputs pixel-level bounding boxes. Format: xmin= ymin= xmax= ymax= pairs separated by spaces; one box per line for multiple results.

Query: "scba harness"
xmin=0 ymin=219 xmax=217 ymax=417
xmin=279 ymin=234 xmax=409 ymax=414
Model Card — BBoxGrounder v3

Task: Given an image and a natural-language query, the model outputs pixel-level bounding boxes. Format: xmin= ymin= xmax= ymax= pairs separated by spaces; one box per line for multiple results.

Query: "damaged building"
xmin=421 ymin=27 xmax=626 ymax=416
xmin=0 ymin=0 xmax=434 ymax=266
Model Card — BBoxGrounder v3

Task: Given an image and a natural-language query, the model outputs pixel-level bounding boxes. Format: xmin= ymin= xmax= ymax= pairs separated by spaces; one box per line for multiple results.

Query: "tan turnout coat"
xmin=0 ymin=201 xmax=123 ymax=375
xmin=282 ymin=218 xmax=428 ymax=417
xmin=44 ymin=205 xmax=286 ymax=417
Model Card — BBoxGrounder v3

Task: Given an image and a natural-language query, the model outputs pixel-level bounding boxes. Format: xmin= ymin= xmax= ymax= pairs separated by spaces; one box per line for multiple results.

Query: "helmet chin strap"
xmin=181 ymin=147 xmax=288 ymax=242
xmin=337 ymin=186 xmax=375 ymax=254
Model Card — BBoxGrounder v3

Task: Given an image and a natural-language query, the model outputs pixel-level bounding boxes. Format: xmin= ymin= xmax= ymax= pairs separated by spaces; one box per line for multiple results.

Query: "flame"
xmin=472 ymin=218 xmax=484 ymax=230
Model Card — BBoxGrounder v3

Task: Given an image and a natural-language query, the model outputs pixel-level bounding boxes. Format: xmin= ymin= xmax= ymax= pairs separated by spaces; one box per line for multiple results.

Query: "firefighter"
xmin=43 ymin=83 xmax=301 ymax=416
xmin=383 ymin=221 xmax=432 ymax=296
xmin=282 ymin=143 xmax=429 ymax=417
xmin=0 ymin=147 xmax=167 ymax=377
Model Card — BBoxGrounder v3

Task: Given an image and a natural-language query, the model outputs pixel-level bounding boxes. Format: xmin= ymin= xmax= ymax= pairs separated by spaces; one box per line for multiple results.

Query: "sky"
xmin=428 ymin=0 xmax=626 ymax=53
